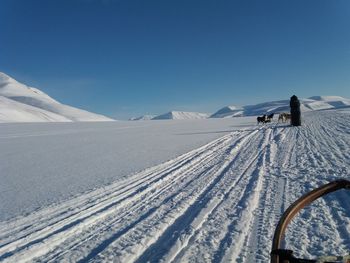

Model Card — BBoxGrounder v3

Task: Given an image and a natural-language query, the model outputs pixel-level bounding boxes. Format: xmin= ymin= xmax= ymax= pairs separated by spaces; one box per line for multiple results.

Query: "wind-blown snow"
xmin=0 ymin=72 xmax=114 ymax=122
xmin=0 ymin=110 xmax=349 ymax=262
xmin=152 ymin=111 xmax=209 ymax=120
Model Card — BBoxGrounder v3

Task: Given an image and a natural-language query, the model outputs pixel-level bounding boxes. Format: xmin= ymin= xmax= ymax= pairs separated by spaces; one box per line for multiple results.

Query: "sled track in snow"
xmin=282 ymin=112 xmax=350 ymax=259
xmin=0 ymin=110 xmax=350 ymax=262
xmin=0 ymin=127 xmax=264 ymax=262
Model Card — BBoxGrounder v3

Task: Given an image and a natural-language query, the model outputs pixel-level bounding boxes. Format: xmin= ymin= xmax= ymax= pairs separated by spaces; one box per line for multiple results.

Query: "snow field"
xmin=0 ymin=110 xmax=349 ymax=262
xmin=0 ymin=118 xmax=249 ymax=220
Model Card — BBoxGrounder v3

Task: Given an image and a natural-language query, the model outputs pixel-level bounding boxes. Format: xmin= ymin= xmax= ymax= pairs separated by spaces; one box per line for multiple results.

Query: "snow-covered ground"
xmin=0 ymin=110 xmax=349 ymax=262
xmin=0 ymin=117 xmax=251 ymax=221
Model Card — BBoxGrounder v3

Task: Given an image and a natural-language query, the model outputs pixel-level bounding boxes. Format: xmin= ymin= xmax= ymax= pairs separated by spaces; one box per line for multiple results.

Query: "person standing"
xmin=290 ymin=95 xmax=301 ymax=126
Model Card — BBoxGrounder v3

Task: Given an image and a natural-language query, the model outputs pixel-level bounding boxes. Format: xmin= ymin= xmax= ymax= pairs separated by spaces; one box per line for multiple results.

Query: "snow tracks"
xmin=0 ymin=110 xmax=349 ymax=262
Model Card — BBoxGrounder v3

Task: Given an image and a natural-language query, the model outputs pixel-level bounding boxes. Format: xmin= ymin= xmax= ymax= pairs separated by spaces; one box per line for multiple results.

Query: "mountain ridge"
xmin=152 ymin=111 xmax=209 ymax=120
xmin=140 ymin=96 xmax=350 ymax=121
xmin=0 ymin=72 xmax=114 ymax=122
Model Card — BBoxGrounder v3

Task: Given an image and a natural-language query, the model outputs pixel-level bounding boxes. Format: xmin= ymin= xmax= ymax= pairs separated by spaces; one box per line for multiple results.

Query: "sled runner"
xmin=271 ymin=179 xmax=350 ymax=263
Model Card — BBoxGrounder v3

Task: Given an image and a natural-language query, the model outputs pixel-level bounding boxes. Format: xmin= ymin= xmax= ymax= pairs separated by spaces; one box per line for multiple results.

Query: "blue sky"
xmin=1 ymin=0 xmax=350 ymax=119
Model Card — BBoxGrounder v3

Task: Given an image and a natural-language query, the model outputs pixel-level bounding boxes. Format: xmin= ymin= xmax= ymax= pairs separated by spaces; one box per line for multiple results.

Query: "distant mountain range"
xmin=210 ymin=96 xmax=350 ymax=118
xmin=129 ymin=115 xmax=156 ymax=121
xmin=1 ymin=72 xmax=349 ymax=123
xmin=129 ymin=111 xmax=209 ymax=121
xmin=0 ymin=72 xmax=114 ymax=122
xmin=132 ymin=96 xmax=350 ymax=121
xmin=152 ymin=111 xmax=209 ymax=120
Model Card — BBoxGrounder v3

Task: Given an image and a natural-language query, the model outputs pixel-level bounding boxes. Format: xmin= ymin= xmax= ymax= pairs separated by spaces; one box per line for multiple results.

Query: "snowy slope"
xmin=0 ymin=110 xmax=349 ymax=262
xmin=0 ymin=96 xmax=70 ymax=122
xmin=152 ymin=111 xmax=209 ymax=120
xmin=0 ymin=72 xmax=114 ymax=122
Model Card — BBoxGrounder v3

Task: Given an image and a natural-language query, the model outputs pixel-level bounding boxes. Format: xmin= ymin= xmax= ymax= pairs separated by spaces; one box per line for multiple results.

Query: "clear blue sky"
xmin=1 ymin=0 xmax=350 ymax=119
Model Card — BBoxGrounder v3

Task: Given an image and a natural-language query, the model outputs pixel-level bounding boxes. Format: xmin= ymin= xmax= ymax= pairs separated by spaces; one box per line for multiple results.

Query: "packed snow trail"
xmin=0 ymin=110 xmax=349 ymax=262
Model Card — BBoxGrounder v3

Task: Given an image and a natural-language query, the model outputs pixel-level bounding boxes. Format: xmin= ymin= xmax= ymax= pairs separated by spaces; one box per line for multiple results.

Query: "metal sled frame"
xmin=271 ymin=179 xmax=350 ymax=263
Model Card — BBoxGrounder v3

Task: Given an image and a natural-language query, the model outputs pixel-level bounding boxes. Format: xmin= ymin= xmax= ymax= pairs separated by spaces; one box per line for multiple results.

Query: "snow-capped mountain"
xmin=210 ymin=106 xmax=244 ymax=118
xmin=152 ymin=111 xmax=209 ymax=120
xmin=130 ymin=96 xmax=350 ymax=121
xmin=212 ymin=96 xmax=350 ymax=118
xmin=129 ymin=115 xmax=156 ymax=121
xmin=0 ymin=72 xmax=114 ymax=122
